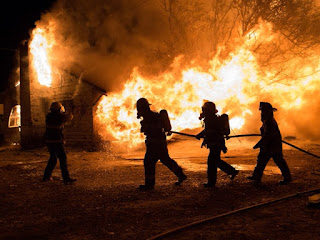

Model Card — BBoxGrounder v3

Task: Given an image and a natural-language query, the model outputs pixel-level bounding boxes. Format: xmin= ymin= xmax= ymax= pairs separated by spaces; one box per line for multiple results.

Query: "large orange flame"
xmin=29 ymin=28 xmax=52 ymax=87
xmin=28 ymin=22 xmax=320 ymax=147
xmin=95 ymin=48 xmax=258 ymax=146
xmin=95 ymin=22 xmax=320 ymax=147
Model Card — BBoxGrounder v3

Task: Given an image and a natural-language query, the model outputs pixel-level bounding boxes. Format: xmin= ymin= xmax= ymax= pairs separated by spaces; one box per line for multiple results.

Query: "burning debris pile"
xmin=29 ymin=0 xmax=320 ymax=147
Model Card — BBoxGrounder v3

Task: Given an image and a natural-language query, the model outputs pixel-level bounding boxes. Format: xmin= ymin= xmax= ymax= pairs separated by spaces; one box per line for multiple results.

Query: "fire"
xmin=28 ymin=21 xmax=320 ymax=147
xmin=29 ymin=28 xmax=52 ymax=87
xmin=96 ymin=48 xmax=258 ymax=146
xmin=95 ymin=22 xmax=320 ymax=146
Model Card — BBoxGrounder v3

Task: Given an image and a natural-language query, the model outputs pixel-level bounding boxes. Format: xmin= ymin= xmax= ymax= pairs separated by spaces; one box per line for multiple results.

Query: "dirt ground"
xmin=0 ymin=137 xmax=320 ymax=240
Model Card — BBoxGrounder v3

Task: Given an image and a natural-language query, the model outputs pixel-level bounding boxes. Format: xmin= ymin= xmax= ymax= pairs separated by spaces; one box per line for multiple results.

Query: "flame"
xmin=29 ymin=28 xmax=52 ymax=87
xmin=95 ymin=48 xmax=259 ymax=146
xmin=28 ymin=21 xmax=320 ymax=147
xmin=96 ymin=50 xmax=255 ymax=146
xmin=96 ymin=22 xmax=320 ymax=147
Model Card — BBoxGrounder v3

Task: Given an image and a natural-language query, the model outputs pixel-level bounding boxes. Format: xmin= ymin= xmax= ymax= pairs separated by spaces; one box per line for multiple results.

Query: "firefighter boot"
xmin=42 ymin=176 xmax=53 ymax=182
xmin=139 ymin=184 xmax=154 ymax=191
xmin=278 ymin=177 xmax=292 ymax=185
xmin=63 ymin=177 xmax=77 ymax=185
xmin=203 ymin=183 xmax=216 ymax=188
xmin=230 ymin=170 xmax=239 ymax=180
xmin=247 ymin=176 xmax=261 ymax=183
xmin=175 ymin=174 xmax=187 ymax=186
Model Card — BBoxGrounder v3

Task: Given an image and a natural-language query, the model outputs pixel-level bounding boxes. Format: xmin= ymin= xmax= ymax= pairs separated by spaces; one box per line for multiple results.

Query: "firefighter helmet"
xmin=136 ymin=98 xmax=151 ymax=111
xmin=136 ymin=98 xmax=151 ymax=118
xmin=50 ymin=102 xmax=63 ymax=112
xmin=137 ymin=98 xmax=150 ymax=108
xmin=259 ymin=102 xmax=277 ymax=112
xmin=202 ymin=101 xmax=218 ymax=114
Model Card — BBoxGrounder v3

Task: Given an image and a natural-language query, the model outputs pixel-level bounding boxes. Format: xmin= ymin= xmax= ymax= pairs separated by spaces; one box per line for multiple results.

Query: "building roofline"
xmin=82 ymin=80 xmax=107 ymax=95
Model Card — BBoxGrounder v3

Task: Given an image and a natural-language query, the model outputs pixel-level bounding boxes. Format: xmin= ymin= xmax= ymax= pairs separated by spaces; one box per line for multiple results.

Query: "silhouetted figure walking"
xmin=196 ymin=101 xmax=238 ymax=188
xmin=43 ymin=102 xmax=77 ymax=185
xmin=247 ymin=102 xmax=291 ymax=185
xmin=137 ymin=98 xmax=187 ymax=190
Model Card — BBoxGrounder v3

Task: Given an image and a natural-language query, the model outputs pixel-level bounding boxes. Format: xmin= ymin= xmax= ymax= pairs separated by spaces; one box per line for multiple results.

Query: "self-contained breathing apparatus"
xmin=139 ymin=110 xmax=172 ymax=135
xmin=136 ymin=98 xmax=172 ymax=145
xmin=198 ymin=101 xmax=230 ymax=152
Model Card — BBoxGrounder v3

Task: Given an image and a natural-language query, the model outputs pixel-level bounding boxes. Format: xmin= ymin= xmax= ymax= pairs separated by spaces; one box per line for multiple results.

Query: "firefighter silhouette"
xmin=247 ymin=102 xmax=291 ymax=185
xmin=137 ymin=98 xmax=187 ymax=190
xmin=43 ymin=102 xmax=77 ymax=184
xmin=196 ymin=101 xmax=238 ymax=188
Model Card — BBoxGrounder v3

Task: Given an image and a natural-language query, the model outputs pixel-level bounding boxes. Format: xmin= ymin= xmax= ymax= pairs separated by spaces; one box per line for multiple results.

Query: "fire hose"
xmin=170 ymin=131 xmax=320 ymax=159
xmin=145 ymin=132 xmax=320 ymax=240
xmin=147 ymin=187 xmax=320 ymax=240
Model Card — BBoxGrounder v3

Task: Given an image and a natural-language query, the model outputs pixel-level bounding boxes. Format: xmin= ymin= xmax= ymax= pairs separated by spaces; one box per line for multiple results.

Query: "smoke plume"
xmin=34 ymin=0 xmax=174 ymax=91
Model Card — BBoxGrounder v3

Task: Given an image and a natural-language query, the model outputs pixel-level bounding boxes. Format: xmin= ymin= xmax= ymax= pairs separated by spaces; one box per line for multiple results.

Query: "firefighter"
xmin=196 ymin=101 xmax=239 ymax=188
xmin=247 ymin=102 xmax=291 ymax=185
xmin=137 ymin=98 xmax=187 ymax=190
xmin=42 ymin=102 xmax=77 ymax=184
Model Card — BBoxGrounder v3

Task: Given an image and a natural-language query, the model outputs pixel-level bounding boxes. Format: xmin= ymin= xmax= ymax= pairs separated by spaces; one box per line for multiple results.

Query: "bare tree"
xmin=160 ymin=0 xmax=320 ymax=83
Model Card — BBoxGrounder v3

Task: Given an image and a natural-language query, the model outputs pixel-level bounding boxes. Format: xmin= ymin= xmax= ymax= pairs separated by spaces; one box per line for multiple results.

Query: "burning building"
xmin=18 ymin=39 xmax=106 ymax=149
xmin=3 ymin=0 xmax=320 ymax=149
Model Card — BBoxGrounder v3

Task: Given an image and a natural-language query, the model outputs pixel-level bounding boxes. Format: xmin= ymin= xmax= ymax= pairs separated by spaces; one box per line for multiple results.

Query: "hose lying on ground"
xmin=147 ymin=187 xmax=320 ymax=240
xmin=171 ymin=131 xmax=320 ymax=159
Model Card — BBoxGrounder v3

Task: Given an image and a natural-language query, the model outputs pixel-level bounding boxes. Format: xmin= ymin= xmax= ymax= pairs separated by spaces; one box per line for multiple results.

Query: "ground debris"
xmin=0 ymin=144 xmax=319 ymax=239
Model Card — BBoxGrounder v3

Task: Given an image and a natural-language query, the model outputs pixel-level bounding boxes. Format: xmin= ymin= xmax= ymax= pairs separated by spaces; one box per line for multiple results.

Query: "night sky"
xmin=0 ymin=0 xmax=56 ymax=92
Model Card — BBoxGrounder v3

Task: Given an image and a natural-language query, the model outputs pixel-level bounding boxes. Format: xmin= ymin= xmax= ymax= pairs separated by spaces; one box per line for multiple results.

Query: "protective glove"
xmin=253 ymin=141 xmax=261 ymax=149
xmin=195 ymin=134 xmax=202 ymax=140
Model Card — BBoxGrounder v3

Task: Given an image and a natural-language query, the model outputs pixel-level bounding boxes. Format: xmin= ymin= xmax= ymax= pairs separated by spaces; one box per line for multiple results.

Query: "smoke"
xmin=35 ymin=0 xmax=172 ymax=92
